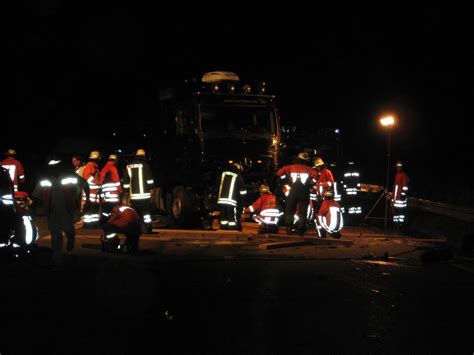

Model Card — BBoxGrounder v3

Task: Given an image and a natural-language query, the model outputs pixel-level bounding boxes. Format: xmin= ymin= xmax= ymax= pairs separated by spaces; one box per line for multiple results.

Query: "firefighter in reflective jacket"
xmin=34 ymin=159 xmax=80 ymax=264
xmin=391 ymin=161 xmax=410 ymax=225
xmin=1 ymin=167 xmax=38 ymax=254
xmin=316 ymin=190 xmax=343 ymax=239
xmin=123 ymin=149 xmax=155 ymax=232
xmin=244 ymin=184 xmax=282 ymax=234
xmin=218 ymin=162 xmax=247 ymax=231
xmin=313 ymin=157 xmax=335 ymax=199
xmin=1 ymin=149 xmax=25 ymax=192
xmin=276 ymin=152 xmax=318 ymax=236
xmin=99 ymin=154 xmax=122 ymax=223
xmin=101 ymin=204 xmax=142 ymax=253
xmin=82 ymin=150 xmax=101 ymax=228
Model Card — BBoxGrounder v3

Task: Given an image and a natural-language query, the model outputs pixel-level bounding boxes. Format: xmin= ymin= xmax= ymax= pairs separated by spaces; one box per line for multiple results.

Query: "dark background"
xmin=5 ymin=4 xmax=474 ymax=203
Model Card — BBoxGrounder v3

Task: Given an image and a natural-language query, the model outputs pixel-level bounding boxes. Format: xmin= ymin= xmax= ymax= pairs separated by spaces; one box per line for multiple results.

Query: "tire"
xmin=171 ymin=186 xmax=198 ymax=227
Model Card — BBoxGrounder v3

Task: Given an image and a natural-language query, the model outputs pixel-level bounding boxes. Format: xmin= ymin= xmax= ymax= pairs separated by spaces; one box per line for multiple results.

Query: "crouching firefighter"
xmin=316 ymin=190 xmax=344 ymax=239
xmin=101 ymin=205 xmax=142 ymax=253
xmin=244 ymin=184 xmax=282 ymax=234
xmin=218 ymin=162 xmax=247 ymax=231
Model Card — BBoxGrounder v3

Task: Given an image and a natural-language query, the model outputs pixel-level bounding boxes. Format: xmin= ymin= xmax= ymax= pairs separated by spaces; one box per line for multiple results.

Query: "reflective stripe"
xmin=61 ymin=177 xmax=78 ymax=185
xmin=23 ymin=216 xmax=34 ymax=245
xmin=249 ymin=206 xmax=254 ymax=213
xmin=123 ymin=184 xmax=130 ymax=189
xmin=240 ymin=190 xmax=247 ymax=195
xmin=106 ymin=233 xmax=117 ymax=239
xmin=19 ymin=175 xmax=25 ymax=179
xmin=1 ymin=194 xmax=14 ymax=205
xmin=40 ymin=180 xmax=52 ymax=187
xmin=280 ymin=175 xmax=286 ymax=180
xmin=147 ymin=179 xmax=154 ymax=184
xmin=119 ymin=206 xmax=132 ymax=212
xmin=2 ymin=165 xmax=16 ymax=181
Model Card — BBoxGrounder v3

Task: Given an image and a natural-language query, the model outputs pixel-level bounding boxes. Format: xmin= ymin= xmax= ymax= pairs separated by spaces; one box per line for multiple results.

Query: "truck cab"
xmin=154 ymin=71 xmax=281 ymax=227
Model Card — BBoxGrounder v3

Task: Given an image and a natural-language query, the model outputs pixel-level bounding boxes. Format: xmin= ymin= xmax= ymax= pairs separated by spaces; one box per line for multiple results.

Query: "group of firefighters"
xmin=217 ymin=151 xmax=409 ymax=237
xmin=1 ymin=147 xmax=410 ymax=257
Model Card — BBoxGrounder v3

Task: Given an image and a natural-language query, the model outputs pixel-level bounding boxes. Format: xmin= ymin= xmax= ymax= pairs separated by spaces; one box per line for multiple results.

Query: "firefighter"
xmin=71 ymin=154 xmax=85 ymax=178
xmin=99 ymin=154 xmax=122 ymax=224
xmin=123 ymin=149 xmax=155 ymax=233
xmin=342 ymin=161 xmax=363 ymax=222
xmin=1 ymin=167 xmax=15 ymax=249
xmin=34 ymin=159 xmax=80 ymax=264
xmin=1 ymin=149 xmax=25 ymax=192
xmin=217 ymin=162 xmax=247 ymax=231
xmin=276 ymin=152 xmax=318 ymax=236
xmin=391 ymin=161 xmax=410 ymax=226
xmin=82 ymin=151 xmax=101 ymax=229
xmin=101 ymin=204 xmax=142 ymax=253
xmin=1 ymin=167 xmax=39 ymax=255
xmin=244 ymin=184 xmax=282 ymax=234
xmin=316 ymin=190 xmax=344 ymax=239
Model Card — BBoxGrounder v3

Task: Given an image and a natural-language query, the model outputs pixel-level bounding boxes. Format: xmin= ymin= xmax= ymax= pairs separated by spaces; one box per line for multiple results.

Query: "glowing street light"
xmin=380 ymin=115 xmax=395 ymax=231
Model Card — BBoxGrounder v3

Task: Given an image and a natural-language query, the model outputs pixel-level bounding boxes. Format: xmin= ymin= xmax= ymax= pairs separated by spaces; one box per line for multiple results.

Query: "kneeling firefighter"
xmin=316 ymin=190 xmax=344 ymax=239
xmin=244 ymin=184 xmax=282 ymax=234
xmin=101 ymin=205 xmax=142 ymax=253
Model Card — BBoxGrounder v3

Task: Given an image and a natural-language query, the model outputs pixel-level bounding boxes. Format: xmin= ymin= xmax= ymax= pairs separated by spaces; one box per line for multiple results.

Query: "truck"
xmin=148 ymin=71 xmax=282 ymax=227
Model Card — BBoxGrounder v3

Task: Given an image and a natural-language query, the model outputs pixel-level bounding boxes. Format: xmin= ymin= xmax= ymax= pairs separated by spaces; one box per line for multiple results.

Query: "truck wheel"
xmin=171 ymin=186 xmax=197 ymax=227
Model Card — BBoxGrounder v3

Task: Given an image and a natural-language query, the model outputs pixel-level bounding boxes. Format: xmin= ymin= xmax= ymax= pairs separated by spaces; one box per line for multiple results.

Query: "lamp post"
xmin=380 ymin=115 xmax=395 ymax=231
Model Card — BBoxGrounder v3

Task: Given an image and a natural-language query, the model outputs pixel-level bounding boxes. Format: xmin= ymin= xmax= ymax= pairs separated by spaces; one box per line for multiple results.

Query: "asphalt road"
xmin=0 ymin=220 xmax=473 ymax=354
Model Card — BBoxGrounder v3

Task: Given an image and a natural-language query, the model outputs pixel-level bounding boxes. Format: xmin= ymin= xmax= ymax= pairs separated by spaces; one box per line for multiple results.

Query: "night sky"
xmin=6 ymin=4 xmax=474 ymax=200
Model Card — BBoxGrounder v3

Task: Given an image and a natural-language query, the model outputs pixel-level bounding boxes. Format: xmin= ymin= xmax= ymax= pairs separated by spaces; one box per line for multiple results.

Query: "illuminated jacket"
xmin=38 ymin=174 xmax=81 ymax=216
xmin=83 ymin=161 xmax=100 ymax=203
xmin=123 ymin=156 xmax=154 ymax=200
xmin=1 ymin=157 xmax=25 ymax=191
xmin=393 ymin=170 xmax=409 ymax=207
xmin=315 ymin=167 xmax=334 ymax=196
xmin=99 ymin=161 xmax=122 ymax=203
xmin=277 ymin=164 xmax=318 ymax=187
xmin=245 ymin=193 xmax=277 ymax=213
xmin=217 ymin=170 xmax=246 ymax=206
xmin=107 ymin=205 xmax=142 ymax=234
xmin=317 ymin=199 xmax=343 ymax=233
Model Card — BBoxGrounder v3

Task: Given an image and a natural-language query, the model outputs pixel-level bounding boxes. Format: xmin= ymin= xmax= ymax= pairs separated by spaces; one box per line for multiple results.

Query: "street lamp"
xmin=380 ymin=115 xmax=395 ymax=231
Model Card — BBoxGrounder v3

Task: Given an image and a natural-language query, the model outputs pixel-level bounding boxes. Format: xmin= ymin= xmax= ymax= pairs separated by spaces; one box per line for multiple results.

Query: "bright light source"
xmin=243 ymin=84 xmax=251 ymax=94
xmin=335 ymin=128 xmax=340 ymax=134
xmin=380 ymin=116 xmax=395 ymax=127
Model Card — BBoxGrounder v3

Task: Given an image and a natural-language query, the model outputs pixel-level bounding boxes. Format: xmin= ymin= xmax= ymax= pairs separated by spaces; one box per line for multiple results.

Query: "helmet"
xmin=6 ymin=149 xmax=16 ymax=156
xmin=89 ymin=151 xmax=100 ymax=160
xmin=136 ymin=149 xmax=146 ymax=156
xmin=259 ymin=184 xmax=270 ymax=194
xmin=395 ymin=161 xmax=403 ymax=167
xmin=108 ymin=154 xmax=117 ymax=161
xmin=323 ymin=190 xmax=334 ymax=198
xmin=232 ymin=162 xmax=243 ymax=172
xmin=297 ymin=152 xmax=310 ymax=161
xmin=313 ymin=157 xmax=324 ymax=167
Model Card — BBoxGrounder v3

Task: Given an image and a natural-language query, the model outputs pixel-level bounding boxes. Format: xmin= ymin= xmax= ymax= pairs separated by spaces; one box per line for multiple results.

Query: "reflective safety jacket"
xmin=393 ymin=170 xmax=409 ymax=208
xmin=38 ymin=175 xmax=80 ymax=216
xmin=123 ymin=157 xmax=155 ymax=200
xmin=1 ymin=157 xmax=25 ymax=191
xmin=83 ymin=161 xmax=100 ymax=204
xmin=245 ymin=193 xmax=278 ymax=213
xmin=277 ymin=164 xmax=318 ymax=186
xmin=107 ymin=205 xmax=142 ymax=234
xmin=99 ymin=161 xmax=122 ymax=203
xmin=317 ymin=199 xmax=343 ymax=233
xmin=315 ymin=167 xmax=334 ymax=196
xmin=217 ymin=171 xmax=246 ymax=207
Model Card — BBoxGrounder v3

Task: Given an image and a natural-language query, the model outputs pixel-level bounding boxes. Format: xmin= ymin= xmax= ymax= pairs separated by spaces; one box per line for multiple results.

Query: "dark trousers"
xmin=285 ymin=183 xmax=310 ymax=231
xmin=131 ymin=199 xmax=152 ymax=228
xmin=100 ymin=202 xmax=119 ymax=224
xmin=219 ymin=204 xmax=241 ymax=230
xmin=48 ymin=214 xmax=75 ymax=254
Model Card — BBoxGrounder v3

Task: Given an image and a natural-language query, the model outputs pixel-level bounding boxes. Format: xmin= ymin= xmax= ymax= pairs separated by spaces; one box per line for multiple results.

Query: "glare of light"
xmin=228 ymin=160 xmax=234 ymax=164
xmin=380 ymin=116 xmax=395 ymax=127
xmin=335 ymin=128 xmax=340 ymax=134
